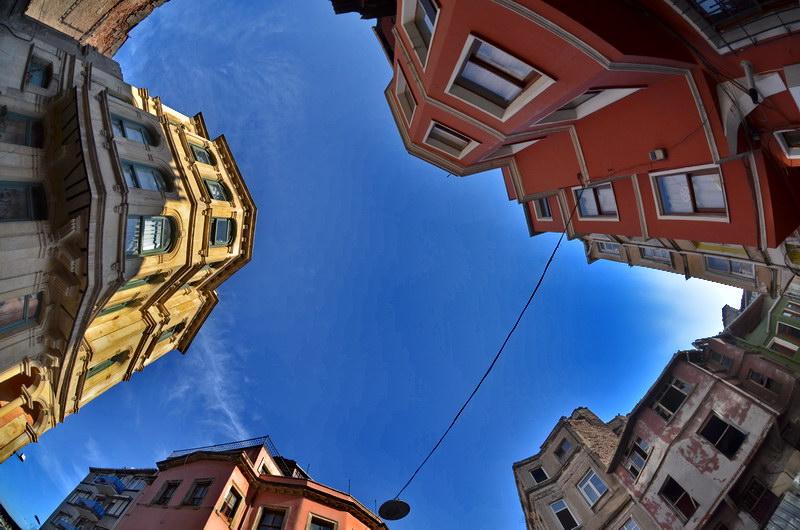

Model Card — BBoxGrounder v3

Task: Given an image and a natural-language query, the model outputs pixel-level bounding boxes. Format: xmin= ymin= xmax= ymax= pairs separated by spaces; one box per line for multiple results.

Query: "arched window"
xmin=209 ymin=218 xmax=234 ymax=247
xmin=203 ymin=179 xmax=230 ymax=201
xmin=111 ymin=115 xmax=155 ymax=145
xmin=125 ymin=215 xmax=175 ymax=256
xmin=121 ymin=162 xmax=170 ymax=192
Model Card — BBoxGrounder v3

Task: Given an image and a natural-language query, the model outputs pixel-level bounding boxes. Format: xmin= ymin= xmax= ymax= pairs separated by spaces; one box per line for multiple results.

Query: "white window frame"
xmin=422 ymin=121 xmax=479 ymax=159
xmin=778 ymin=321 xmax=800 ymax=345
xmin=533 ymin=196 xmax=552 ymax=221
xmin=597 ymin=241 xmax=622 ymax=255
xmin=577 ymin=469 xmax=609 ymax=507
xmin=774 ymin=129 xmax=800 ymax=160
xmin=395 ymin=67 xmax=417 ymax=125
xmin=768 ymin=337 xmax=798 ymax=356
xmin=571 ymin=183 xmax=619 ymax=221
xmin=399 ymin=0 xmax=440 ymax=68
xmin=306 ymin=512 xmax=338 ymax=530
xmin=619 ymin=516 xmax=641 ymax=530
xmin=537 ymin=88 xmax=642 ymax=124
xmin=649 ymin=164 xmax=729 ymax=222
xmin=445 ymin=34 xmax=555 ymax=122
xmin=623 ymin=437 xmax=651 ymax=479
xmin=640 ymin=246 xmax=673 ymax=264
xmin=481 ymin=138 xmax=540 ymax=162
xmin=549 ymin=499 xmax=580 ymax=530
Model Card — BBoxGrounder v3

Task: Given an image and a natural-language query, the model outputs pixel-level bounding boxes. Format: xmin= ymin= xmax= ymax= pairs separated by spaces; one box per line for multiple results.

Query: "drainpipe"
xmin=741 ymin=61 xmax=759 ymax=104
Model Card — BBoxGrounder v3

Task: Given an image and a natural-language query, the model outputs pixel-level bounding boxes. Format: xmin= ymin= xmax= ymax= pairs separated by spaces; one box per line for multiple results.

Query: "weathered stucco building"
xmin=0 ymin=3 xmax=255 ymax=461
xmin=42 ymin=467 xmax=157 ymax=530
xmin=333 ymin=0 xmax=800 ymax=295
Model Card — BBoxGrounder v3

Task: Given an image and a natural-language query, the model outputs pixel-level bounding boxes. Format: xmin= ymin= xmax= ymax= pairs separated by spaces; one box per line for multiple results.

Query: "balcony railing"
xmin=93 ymin=474 xmax=126 ymax=495
xmin=74 ymin=497 xmax=105 ymax=519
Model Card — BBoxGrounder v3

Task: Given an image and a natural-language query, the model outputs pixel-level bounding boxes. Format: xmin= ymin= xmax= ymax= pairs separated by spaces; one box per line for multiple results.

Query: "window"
xmin=260 ymin=464 xmax=271 ymax=475
xmin=776 ymin=129 xmax=800 ymax=159
xmin=158 ymin=322 xmax=185 ymax=342
xmin=747 ymin=369 xmax=780 ymax=393
xmin=705 ymin=256 xmax=755 ymax=279
xmin=97 ymin=299 xmax=134 ymax=316
xmin=529 ymin=466 xmax=548 ymax=484
xmin=654 ymin=170 xmax=725 ymax=216
xmin=641 ymin=247 xmax=672 ymax=264
xmin=783 ymin=301 xmax=800 ymax=318
xmin=770 ymin=339 xmax=796 ymax=356
xmin=121 ymin=162 xmax=169 ymax=192
xmin=220 ymin=488 xmax=241 ymax=519
xmin=623 ymin=437 xmax=650 ymax=478
xmin=549 ymin=499 xmax=579 ymax=530
xmin=125 ymin=215 xmax=175 ymax=256
xmin=424 ymin=123 xmax=473 ymax=158
xmin=709 ymin=350 xmax=734 ymax=371
xmin=86 ymin=351 xmax=128 ymax=379
xmin=597 ymin=241 xmax=621 ymax=255
xmin=119 ymin=276 xmax=156 ymax=291
xmin=574 ymin=184 xmax=617 ymax=218
xmin=778 ymin=322 xmax=800 ymax=344
xmin=396 ymin=68 xmax=416 ymax=123
xmin=620 ymin=518 xmax=641 ymax=530
xmin=126 ymin=477 xmax=147 ymax=490
xmin=404 ymin=0 xmax=438 ymax=63
xmin=0 ymin=182 xmax=46 ymax=222
xmin=190 ymin=144 xmax=214 ymax=165
xmin=111 ymin=115 xmax=152 ymax=145
xmin=0 ymin=292 xmax=42 ymax=334
xmin=577 ymin=469 xmax=608 ymax=507
xmin=184 ymin=480 xmax=211 ymax=506
xmin=660 ymin=476 xmax=698 ymax=521
xmin=204 ymin=179 xmax=230 ymax=201
xmin=309 ymin=516 xmax=335 ymax=530
xmin=0 ymin=111 xmax=43 ymax=147
xmin=210 ymin=218 xmax=234 ymax=247
xmin=554 ymin=438 xmax=572 ymax=461
xmin=258 ymin=509 xmax=285 ymax=530
xmin=106 ymin=498 xmax=129 ymax=517
xmin=738 ymin=477 xmax=779 ymax=524
xmin=558 ymin=89 xmax=603 ymax=111
xmin=25 ymin=57 xmax=52 ymax=88
xmin=699 ymin=413 xmax=746 ymax=458
xmin=69 ymin=490 xmax=92 ymax=504
xmin=533 ymin=198 xmax=552 ymax=220
xmin=152 ymin=481 xmax=180 ymax=505
xmin=451 ymin=38 xmax=539 ymax=113
xmin=653 ymin=377 xmax=691 ymax=421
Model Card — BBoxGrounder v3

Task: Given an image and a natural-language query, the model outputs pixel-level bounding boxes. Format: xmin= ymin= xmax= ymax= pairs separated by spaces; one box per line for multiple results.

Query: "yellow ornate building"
xmin=0 ymin=7 xmax=256 ymax=461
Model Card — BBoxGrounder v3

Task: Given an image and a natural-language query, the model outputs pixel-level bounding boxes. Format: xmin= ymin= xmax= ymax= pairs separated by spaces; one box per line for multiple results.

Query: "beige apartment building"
xmin=0 ymin=4 xmax=255 ymax=461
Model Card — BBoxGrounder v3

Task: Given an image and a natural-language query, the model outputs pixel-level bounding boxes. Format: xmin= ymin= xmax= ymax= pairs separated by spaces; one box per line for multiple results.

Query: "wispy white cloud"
xmin=34 ymin=446 xmax=84 ymax=496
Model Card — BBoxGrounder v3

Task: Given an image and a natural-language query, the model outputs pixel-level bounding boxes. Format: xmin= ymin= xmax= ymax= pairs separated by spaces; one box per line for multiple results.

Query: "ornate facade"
xmin=0 ymin=5 xmax=255 ymax=462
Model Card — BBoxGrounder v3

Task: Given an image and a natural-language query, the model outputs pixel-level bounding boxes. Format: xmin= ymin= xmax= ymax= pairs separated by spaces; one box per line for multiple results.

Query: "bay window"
xmin=125 ymin=215 xmax=175 ymax=256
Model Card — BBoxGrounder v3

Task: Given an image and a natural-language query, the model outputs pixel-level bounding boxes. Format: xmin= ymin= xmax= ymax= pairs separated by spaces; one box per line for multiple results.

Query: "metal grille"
xmin=169 ymin=435 xmax=275 ymax=458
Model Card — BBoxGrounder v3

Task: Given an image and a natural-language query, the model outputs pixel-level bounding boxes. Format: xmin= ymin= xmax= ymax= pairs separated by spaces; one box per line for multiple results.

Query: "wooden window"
xmin=641 ymin=247 xmax=672 ymax=264
xmin=624 ymin=437 xmax=650 ymax=478
xmin=0 ymin=181 xmax=46 ymax=222
xmin=529 ymin=466 xmax=548 ymax=484
xmin=152 ymin=481 xmax=180 ymax=505
xmin=190 ymin=144 xmax=214 ymax=165
xmin=121 ymin=162 xmax=169 ymax=192
xmin=210 ymin=218 xmax=234 ymax=247
xmin=737 ymin=477 xmax=779 ymax=524
xmin=258 ymin=509 xmax=285 ymax=530
xmin=704 ymin=256 xmax=755 ymax=278
xmin=25 ymin=57 xmax=52 ymax=88
xmin=0 ymin=111 xmax=43 ymax=147
xmin=549 ymin=499 xmax=579 ymax=530
xmin=653 ymin=377 xmax=691 ymax=421
xmin=204 ymin=179 xmax=230 ymax=201
xmin=424 ymin=123 xmax=472 ymax=158
xmin=453 ymin=39 xmax=537 ymax=110
xmin=659 ymin=476 xmax=699 ymax=521
xmin=125 ymin=215 xmax=175 ymax=256
xmin=0 ymin=292 xmax=42 ymax=334
xmin=698 ymin=413 xmax=746 ymax=458
xmin=655 ymin=170 xmax=725 ymax=215
xmin=554 ymin=438 xmax=572 ymax=461
xmin=396 ymin=68 xmax=417 ymax=123
xmin=577 ymin=469 xmax=608 ymax=507
xmin=533 ymin=198 xmax=551 ymax=220
xmin=110 ymin=115 xmax=152 ymax=145
xmin=184 ymin=480 xmax=211 ymax=506
xmin=86 ymin=351 xmax=128 ymax=379
xmin=219 ymin=487 xmax=242 ymax=520
xmin=778 ymin=322 xmax=800 ymax=344
xmin=747 ymin=369 xmax=781 ymax=393
xmin=575 ymin=183 xmax=617 ymax=217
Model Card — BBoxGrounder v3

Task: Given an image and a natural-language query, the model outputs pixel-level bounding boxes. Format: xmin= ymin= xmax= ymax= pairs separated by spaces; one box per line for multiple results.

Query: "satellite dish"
xmin=379 ymin=499 xmax=410 ymax=520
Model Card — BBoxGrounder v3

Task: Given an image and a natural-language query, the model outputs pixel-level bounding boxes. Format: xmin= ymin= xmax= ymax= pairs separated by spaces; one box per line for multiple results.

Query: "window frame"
xmin=445 ymin=34 xmax=555 ymax=121
xmin=659 ymin=475 xmax=699 ymax=522
xmin=422 ymin=121 xmax=478 ymax=159
xmin=219 ymin=485 xmax=243 ymax=521
xmin=533 ymin=197 xmax=552 ymax=221
xmin=640 ymin=246 xmax=672 ymax=264
xmin=0 ymin=111 xmax=44 ymax=148
xmin=86 ymin=351 xmax=128 ymax=379
xmin=777 ymin=322 xmax=800 ymax=345
xmin=0 ymin=292 xmax=43 ymax=334
xmin=652 ymin=377 xmax=691 ymax=422
xmin=121 ymin=161 xmax=170 ymax=192
xmin=24 ymin=55 xmax=53 ymax=89
xmin=257 ymin=507 xmax=287 ymax=530
xmin=572 ymin=183 xmax=618 ymax=220
xmin=649 ymin=166 xmax=728 ymax=220
xmin=768 ymin=337 xmax=798 ymax=357
xmin=747 ymin=369 xmax=781 ymax=394
xmin=577 ymin=469 xmax=609 ymax=507
xmin=395 ymin=67 xmax=417 ymax=125
xmin=400 ymin=0 xmax=440 ymax=68
xmin=110 ymin=114 xmax=154 ymax=145
xmin=704 ymin=256 xmax=755 ymax=279
xmin=182 ymin=479 xmax=212 ymax=506
xmin=307 ymin=513 xmax=337 ymax=530
xmin=190 ymin=143 xmax=215 ymax=165
xmin=698 ymin=412 xmax=747 ymax=459
xmin=537 ymin=87 xmax=642 ymax=124
xmin=151 ymin=480 xmax=181 ymax=506
xmin=548 ymin=499 xmax=580 ymax=530
xmin=619 ymin=516 xmax=641 ymax=530
xmin=203 ymin=179 xmax=231 ymax=201
xmin=0 ymin=181 xmax=47 ymax=222
xmin=125 ymin=215 xmax=176 ymax=257
xmin=596 ymin=241 xmax=622 ymax=256
xmin=554 ymin=438 xmax=573 ymax=462
xmin=529 ymin=466 xmax=548 ymax=484
xmin=623 ymin=436 xmax=651 ymax=479
xmin=774 ymin=129 xmax=800 ymax=159
xmin=210 ymin=217 xmax=235 ymax=247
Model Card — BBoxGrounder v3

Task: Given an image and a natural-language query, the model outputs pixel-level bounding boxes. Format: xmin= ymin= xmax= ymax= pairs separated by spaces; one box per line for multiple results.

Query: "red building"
xmin=333 ymin=0 xmax=800 ymax=294
xmin=112 ymin=437 xmax=387 ymax=530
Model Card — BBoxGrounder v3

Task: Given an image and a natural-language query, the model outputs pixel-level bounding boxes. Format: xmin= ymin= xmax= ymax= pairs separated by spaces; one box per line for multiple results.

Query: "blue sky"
xmin=0 ymin=2 xmax=742 ymax=529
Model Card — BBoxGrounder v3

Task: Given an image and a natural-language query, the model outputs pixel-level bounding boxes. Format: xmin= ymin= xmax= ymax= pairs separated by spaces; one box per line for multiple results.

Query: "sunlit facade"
xmin=0 ymin=8 xmax=256 ymax=461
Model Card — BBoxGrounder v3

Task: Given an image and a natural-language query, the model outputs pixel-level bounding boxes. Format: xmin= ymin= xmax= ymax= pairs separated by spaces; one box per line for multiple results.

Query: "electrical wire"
xmin=392 ymin=199 xmax=580 ymax=500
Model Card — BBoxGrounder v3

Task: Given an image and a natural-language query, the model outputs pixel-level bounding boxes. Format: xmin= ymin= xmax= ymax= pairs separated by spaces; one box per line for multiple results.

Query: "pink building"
xmin=115 ymin=437 xmax=387 ymax=530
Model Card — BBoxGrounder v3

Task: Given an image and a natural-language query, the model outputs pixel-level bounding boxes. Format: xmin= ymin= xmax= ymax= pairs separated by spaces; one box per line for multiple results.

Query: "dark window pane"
xmin=555 ymin=508 xmax=578 ymax=530
xmin=717 ymin=426 xmax=745 ymax=458
xmin=530 ymin=467 xmax=548 ymax=483
xmin=661 ymin=386 xmax=687 ymax=414
xmin=0 ymin=183 xmax=31 ymax=220
xmin=699 ymin=415 xmax=727 ymax=445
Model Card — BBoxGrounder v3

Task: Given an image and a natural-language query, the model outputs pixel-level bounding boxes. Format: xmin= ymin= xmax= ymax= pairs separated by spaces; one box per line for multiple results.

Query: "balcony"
xmin=93 ymin=475 xmax=126 ymax=495
xmin=73 ymin=497 xmax=105 ymax=520
xmin=54 ymin=518 xmax=79 ymax=530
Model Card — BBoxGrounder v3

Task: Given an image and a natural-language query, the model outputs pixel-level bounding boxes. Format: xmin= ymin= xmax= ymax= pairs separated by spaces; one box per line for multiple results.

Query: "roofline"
xmin=88 ymin=467 xmax=158 ymax=475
